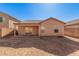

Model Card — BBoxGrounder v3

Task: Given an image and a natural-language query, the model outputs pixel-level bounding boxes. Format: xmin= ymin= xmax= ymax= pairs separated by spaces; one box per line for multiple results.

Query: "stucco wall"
xmin=9 ymin=19 xmax=18 ymax=29
xmin=1 ymin=28 xmax=13 ymax=37
xmin=0 ymin=13 xmax=9 ymax=28
xmin=39 ymin=19 xmax=64 ymax=36
xmin=64 ymin=24 xmax=79 ymax=38
xmin=0 ymin=13 xmax=19 ymax=29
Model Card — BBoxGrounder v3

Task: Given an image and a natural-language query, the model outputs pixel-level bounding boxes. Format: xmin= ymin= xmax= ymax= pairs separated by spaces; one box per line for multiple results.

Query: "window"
xmin=41 ymin=26 xmax=45 ymax=33
xmin=54 ymin=29 xmax=59 ymax=33
xmin=41 ymin=26 xmax=45 ymax=30
xmin=41 ymin=30 xmax=45 ymax=33
xmin=0 ymin=17 xmax=3 ymax=22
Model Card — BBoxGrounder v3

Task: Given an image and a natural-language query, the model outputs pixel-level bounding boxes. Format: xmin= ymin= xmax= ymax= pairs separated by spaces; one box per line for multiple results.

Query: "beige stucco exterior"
xmin=1 ymin=28 xmax=13 ymax=37
xmin=14 ymin=18 xmax=64 ymax=36
xmin=0 ymin=12 xmax=65 ymax=37
xmin=0 ymin=12 xmax=20 ymax=37
xmin=39 ymin=18 xmax=64 ymax=36
xmin=9 ymin=19 xmax=18 ymax=29
xmin=0 ymin=13 xmax=9 ymax=28
xmin=65 ymin=24 xmax=79 ymax=38
xmin=0 ymin=13 xmax=19 ymax=28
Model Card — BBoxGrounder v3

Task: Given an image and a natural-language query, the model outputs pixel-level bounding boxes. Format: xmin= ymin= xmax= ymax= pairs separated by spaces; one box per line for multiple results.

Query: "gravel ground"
xmin=0 ymin=35 xmax=79 ymax=56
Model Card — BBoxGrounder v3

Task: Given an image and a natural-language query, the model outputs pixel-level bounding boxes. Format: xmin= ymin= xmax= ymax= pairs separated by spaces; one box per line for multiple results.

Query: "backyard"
xmin=0 ymin=35 xmax=79 ymax=56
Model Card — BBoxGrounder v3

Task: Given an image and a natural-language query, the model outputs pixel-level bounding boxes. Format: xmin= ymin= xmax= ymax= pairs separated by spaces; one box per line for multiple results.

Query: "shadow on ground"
xmin=0 ymin=35 xmax=79 ymax=56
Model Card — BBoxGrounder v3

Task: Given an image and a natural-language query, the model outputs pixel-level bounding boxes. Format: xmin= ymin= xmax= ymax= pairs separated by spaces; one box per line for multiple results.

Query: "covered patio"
xmin=14 ymin=23 xmax=40 ymax=36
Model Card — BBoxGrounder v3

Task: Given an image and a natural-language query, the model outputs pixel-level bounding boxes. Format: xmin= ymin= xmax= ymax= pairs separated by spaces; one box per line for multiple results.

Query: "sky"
xmin=0 ymin=3 xmax=79 ymax=22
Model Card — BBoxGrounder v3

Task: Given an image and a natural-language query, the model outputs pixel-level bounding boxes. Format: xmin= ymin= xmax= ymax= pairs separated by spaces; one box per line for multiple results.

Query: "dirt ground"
xmin=0 ymin=35 xmax=79 ymax=56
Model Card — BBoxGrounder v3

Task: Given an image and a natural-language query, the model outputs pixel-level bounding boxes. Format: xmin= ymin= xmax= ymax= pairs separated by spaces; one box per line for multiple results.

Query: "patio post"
xmin=38 ymin=25 xmax=40 ymax=37
xmin=14 ymin=25 xmax=16 ymax=37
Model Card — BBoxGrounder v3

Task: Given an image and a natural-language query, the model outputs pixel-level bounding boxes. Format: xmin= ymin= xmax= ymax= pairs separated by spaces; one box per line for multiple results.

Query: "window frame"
xmin=0 ymin=17 xmax=3 ymax=23
xmin=54 ymin=29 xmax=59 ymax=33
xmin=41 ymin=26 xmax=45 ymax=33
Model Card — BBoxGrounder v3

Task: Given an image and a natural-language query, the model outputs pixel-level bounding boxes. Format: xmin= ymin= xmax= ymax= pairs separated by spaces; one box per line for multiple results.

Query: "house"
xmin=65 ymin=19 xmax=79 ymax=38
xmin=0 ymin=12 xmax=65 ymax=37
xmin=14 ymin=18 xmax=65 ymax=36
xmin=0 ymin=12 xmax=20 ymax=37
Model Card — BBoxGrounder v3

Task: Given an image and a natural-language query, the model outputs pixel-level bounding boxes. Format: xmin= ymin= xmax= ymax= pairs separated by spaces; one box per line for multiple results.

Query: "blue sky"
xmin=0 ymin=3 xmax=79 ymax=22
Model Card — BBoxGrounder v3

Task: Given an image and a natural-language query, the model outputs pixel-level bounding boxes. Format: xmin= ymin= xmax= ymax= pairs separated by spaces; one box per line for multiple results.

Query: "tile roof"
xmin=39 ymin=17 xmax=65 ymax=24
xmin=66 ymin=19 xmax=79 ymax=25
xmin=22 ymin=20 xmax=43 ymax=23
xmin=22 ymin=17 xmax=65 ymax=24
xmin=0 ymin=12 xmax=21 ymax=22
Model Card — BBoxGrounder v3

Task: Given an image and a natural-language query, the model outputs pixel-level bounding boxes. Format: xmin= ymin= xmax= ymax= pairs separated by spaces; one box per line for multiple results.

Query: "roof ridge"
xmin=39 ymin=17 xmax=65 ymax=24
xmin=0 ymin=12 xmax=21 ymax=22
